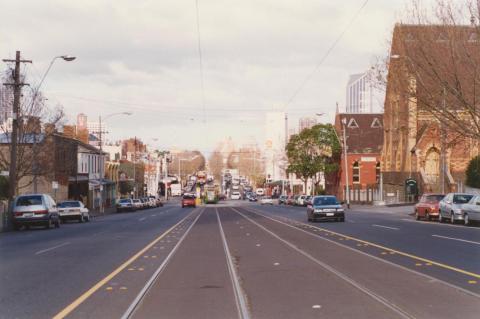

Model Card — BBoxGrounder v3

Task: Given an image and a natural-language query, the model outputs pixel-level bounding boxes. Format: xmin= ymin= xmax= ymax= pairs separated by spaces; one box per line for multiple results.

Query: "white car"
xmin=231 ymin=191 xmax=241 ymax=200
xmin=260 ymin=197 xmax=273 ymax=205
xmin=256 ymin=188 xmax=265 ymax=196
xmin=58 ymin=201 xmax=90 ymax=223
xmin=232 ymin=184 xmax=240 ymax=190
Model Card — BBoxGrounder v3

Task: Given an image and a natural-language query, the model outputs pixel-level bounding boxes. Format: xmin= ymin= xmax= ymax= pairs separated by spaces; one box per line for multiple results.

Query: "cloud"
xmin=1 ymin=0 xmax=415 ymax=151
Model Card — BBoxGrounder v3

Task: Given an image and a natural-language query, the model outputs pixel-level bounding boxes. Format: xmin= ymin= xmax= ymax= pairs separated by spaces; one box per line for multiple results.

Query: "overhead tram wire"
xmin=282 ymin=0 xmax=370 ymax=112
xmin=195 ymin=0 xmax=208 ymax=142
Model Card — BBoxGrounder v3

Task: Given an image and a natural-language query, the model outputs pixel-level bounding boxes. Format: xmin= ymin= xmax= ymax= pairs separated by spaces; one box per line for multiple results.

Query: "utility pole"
xmin=133 ymin=136 xmax=137 ymax=198
xmin=3 ymin=51 xmax=31 ymax=229
xmin=342 ymin=118 xmax=350 ymax=209
xmin=440 ymin=88 xmax=446 ymax=194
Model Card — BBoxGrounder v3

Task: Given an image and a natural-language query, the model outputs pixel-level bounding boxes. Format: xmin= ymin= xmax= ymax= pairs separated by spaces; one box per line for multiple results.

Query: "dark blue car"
xmin=307 ymin=195 xmax=345 ymax=222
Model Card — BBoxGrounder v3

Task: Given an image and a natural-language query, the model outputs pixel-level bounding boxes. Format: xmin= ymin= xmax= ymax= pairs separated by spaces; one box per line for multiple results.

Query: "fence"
xmin=343 ymin=186 xmax=415 ymax=205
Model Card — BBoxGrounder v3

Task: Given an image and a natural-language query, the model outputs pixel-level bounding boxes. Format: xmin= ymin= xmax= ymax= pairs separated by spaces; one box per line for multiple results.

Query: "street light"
xmin=341 ymin=117 xmax=350 ymax=209
xmin=32 ymin=55 xmax=76 ymax=193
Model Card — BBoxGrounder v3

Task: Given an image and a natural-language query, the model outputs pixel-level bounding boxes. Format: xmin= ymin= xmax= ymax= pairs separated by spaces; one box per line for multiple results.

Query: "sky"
xmin=0 ymin=0 xmax=427 ymax=153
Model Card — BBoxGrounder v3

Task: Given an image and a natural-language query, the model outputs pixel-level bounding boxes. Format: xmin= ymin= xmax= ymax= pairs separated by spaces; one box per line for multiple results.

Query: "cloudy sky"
xmin=1 ymin=0 xmax=426 ymax=153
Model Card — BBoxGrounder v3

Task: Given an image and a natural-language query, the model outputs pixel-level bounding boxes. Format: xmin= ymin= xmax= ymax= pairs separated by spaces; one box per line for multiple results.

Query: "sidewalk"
xmin=90 ymin=207 xmax=117 ymax=217
xmin=348 ymin=204 xmax=414 ymax=215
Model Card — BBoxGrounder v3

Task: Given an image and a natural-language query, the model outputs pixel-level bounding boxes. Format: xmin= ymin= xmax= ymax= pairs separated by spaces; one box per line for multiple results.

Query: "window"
xmin=371 ymin=117 xmax=382 ymax=128
xmin=352 ymin=161 xmax=360 ymax=184
xmin=375 ymin=161 xmax=381 ymax=183
xmin=347 ymin=118 xmax=359 ymax=128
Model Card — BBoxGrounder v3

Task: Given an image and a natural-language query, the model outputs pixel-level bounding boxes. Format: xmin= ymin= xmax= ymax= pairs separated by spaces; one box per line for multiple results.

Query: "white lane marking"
xmin=151 ymin=214 xmax=157 ymax=217
xmin=432 ymin=234 xmax=480 ymax=246
xmin=35 ymin=242 xmax=70 ymax=255
xmin=347 ymin=219 xmax=356 ymax=223
xmin=273 ymin=262 xmax=280 ymax=266
xmin=139 ymin=217 xmax=147 ymax=222
xmin=312 ymin=305 xmax=322 ymax=309
xmin=401 ymin=218 xmax=480 ymax=230
xmin=372 ymin=224 xmax=399 ymax=231
xmin=121 ymin=209 xmax=204 ymax=319
xmin=232 ymin=208 xmax=414 ymax=319
xmin=216 ymin=209 xmax=251 ymax=319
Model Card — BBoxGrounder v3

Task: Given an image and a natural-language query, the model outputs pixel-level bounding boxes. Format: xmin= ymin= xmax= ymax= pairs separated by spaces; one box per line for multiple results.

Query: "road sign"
xmin=0 ymin=171 xmax=9 ymax=176
xmin=52 ymin=181 xmax=59 ymax=190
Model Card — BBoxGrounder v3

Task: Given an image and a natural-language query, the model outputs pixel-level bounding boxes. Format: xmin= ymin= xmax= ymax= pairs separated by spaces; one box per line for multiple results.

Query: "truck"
xmin=171 ymin=183 xmax=182 ymax=196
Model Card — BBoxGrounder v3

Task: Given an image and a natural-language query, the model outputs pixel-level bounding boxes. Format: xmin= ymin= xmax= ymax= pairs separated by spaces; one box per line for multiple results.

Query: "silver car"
xmin=461 ymin=195 xmax=480 ymax=226
xmin=438 ymin=193 xmax=474 ymax=224
xmin=58 ymin=201 xmax=90 ymax=223
xmin=12 ymin=194 xmax=60 ymax=230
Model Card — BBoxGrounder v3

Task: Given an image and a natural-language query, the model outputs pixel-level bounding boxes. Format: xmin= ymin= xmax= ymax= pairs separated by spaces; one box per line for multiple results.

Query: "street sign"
xmin=0 ymin=171 xmax=9 ymax=176
xmin=52 ymin=181 xmax=59 ymax=190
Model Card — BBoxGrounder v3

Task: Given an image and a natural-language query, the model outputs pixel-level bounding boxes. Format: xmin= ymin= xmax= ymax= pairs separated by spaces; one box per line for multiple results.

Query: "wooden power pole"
xmin=2 ymin=51 xmax=31 ymax=229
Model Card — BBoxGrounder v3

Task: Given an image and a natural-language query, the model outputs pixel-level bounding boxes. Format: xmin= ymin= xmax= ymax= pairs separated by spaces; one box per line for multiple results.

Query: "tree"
xmin=226 ymin=146 xmax=264 ymax=183
xmin=208 ymin=151 xmax=224 ymax=181
xmin=375 ymin=0 xmax=480 ymax=141
xmin=466 ymin=155 xmax=480 ymax=188
xmin=286 ymin=124 xmax=341 ymax=194
xmin=0 ymin=70 xmax=66 ymax=192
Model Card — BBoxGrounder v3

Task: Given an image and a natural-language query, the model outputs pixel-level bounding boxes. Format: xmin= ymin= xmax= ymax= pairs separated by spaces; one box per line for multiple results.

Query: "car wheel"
xmin=425 ymin=211 xmax=430 ymax=221
xmin=79 ymin=215 xmax=84 ymax=223
xmin=450 ymin=213 xmax=455 ymax=224
xmin=55 ymin=219 xmax=60 ymax=228
xmin=464 ymin=214 xmax=470 ymax=226
xmin=415 ymin=210 xmax=420 ymax=220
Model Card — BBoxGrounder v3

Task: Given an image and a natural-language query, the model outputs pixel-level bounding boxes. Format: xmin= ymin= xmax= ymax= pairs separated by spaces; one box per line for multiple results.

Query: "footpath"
xmin=348 ymin=204 xmax=414 ymax=216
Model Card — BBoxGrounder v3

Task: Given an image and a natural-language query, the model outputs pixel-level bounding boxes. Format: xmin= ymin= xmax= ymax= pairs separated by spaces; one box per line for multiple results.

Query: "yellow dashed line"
xmin=468 ymin=280 xmax=477 ymax=284
xmin=105 ymin=287 xmax=113 ymax=291
xmin=415 ymin=263 xmax=422 ymax=267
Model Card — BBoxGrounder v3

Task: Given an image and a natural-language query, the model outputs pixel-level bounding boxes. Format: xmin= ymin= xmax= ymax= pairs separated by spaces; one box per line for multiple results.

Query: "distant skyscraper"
xmin=346 ymin=72 xmax=373 ymax=113
xmin=77 ymin=113 xmax=88 ymax=129
xmin=298 ymin=117 xmax=317 ymax=132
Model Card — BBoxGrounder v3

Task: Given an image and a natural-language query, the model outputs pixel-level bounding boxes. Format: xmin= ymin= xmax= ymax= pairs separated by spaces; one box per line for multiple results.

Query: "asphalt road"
xmin=1 ymin=200 xmax=479 ymax=319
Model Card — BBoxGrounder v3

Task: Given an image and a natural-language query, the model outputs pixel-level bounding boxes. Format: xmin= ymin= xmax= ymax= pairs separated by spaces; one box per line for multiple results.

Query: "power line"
xmin=195 ymin=0 xmax=207 ymax=126
xmin=283 ymin=0 xmax=370 ymax=111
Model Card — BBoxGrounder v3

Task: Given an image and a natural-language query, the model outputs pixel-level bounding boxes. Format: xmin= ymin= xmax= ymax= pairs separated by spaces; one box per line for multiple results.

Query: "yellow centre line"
xmin=248 ymin=207 xmax=480 ymax=280
xmin=53 ymin=209 xmax=199 ymax=319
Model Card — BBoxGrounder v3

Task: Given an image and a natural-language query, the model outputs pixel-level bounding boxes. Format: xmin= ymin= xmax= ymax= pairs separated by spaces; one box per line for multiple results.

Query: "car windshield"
xmin=58 ymin=201 xmax=81 ymax=208
xmin=183 ymin=195 xmax=194 ymax=199
xmin=119 ymin=199 xmax=131 ymax=203
xmin=453 ymin=195 xmax=473 ymax=204
xmin=133 ymin=199 xmax=141 ymax=203
xmin=425 ymin=195 xmax=444 ymax=202
xmin=16 ymin=195 xmax=42 ymax=206
xmin=313 ymin=197 xmax=339 ymax=206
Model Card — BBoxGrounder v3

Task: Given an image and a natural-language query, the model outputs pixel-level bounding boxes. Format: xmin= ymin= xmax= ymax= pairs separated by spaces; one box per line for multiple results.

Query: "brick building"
xmin=330 ymin=113 xmax=383 ymax=202
xmin=382 ymin=24 xmax=480 ymax=197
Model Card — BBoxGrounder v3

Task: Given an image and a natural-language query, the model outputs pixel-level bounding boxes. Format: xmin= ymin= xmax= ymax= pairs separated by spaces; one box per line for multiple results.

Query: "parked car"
xmin=307 ymin=195 xmax=345 ymax=222
xmin=261 ymin=196 xmax=274 ymax=205
xmin=460 ymin=195 xmax=480 ymax=225
xmin=439 ymin=193 xmax=474 ymax=224
xmin=231 ymin=191 xmax=241 ymax=200
xmin=248 ymin=195 xmax=258 ymax=202
xmin=286 ymin=196 xmax=295 ymax=205
xmin=256 ymin=188 xmax=265 ymax=196
xmin=293 ymin=195 xmax=300 ymax=205
xmin=117 ymin=198 xmax=136 ymax=212
xmin=278 ymin=195 xmax=288 ymax=204
xmin=232 ymin=184 xmax=240 ymax=190
xmin=132 ymin=199 xmax=144 ymax=210
xmin=58 ymin=200 xmax=90 ymax=223
xmin=304 ymin=196 xmax=313 ymax=206
xmin=182 ymin=194 xmax=196 ymax=208
xmin=12 ymin=194 xmax=60 ymax=230
xmin=414 ymin=194 xmax=444 ymax=220
xmin=297 ymin=195 xmax=307 ymax=206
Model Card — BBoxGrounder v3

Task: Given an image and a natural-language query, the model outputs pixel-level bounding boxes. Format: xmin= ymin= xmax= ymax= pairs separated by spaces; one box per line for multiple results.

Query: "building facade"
xmin=382 ymin=24 xmax=480 ymax=197
xmin=265 ymin=112 xmax=287 ymax=183
xmin=346 ymin=72 xmax=373 ymax=114
xmin=330 ymin=113 xmax=384 ymax=202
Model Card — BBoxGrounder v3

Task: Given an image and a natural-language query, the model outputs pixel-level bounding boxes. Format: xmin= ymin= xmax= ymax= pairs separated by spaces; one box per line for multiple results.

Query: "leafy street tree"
xmin=466 ymin=155 xmax=480 ymax=188
xmin=208 ymin=151 xmax=224 ymax=182
xmin=286 ymin=124 xmax=341 ymax=194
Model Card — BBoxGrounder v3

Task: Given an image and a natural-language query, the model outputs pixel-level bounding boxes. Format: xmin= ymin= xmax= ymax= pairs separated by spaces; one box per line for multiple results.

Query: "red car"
xmin=181 ymin=194 xmax=196 ymax=208
xmin=414 ymin=194 xmax=445 ymax=220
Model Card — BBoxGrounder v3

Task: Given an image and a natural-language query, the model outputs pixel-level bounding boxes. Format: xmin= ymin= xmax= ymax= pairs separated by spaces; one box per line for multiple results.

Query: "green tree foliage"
xmin=286 ymin=124 xmax=341 ymax=193
xmin=466 ymin=156 xmax=480 ymax=188
xmin=0 ymin=176 xmax=9 ymax=199
xmin=119 ymin=180 xmax=134 ymax=195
